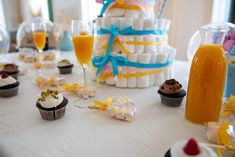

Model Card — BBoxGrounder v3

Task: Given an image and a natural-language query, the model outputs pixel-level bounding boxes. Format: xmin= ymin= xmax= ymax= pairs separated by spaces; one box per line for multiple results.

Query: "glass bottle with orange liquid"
xmin=32 ymin=22 xmax=47 ymax=72
xmin=71 ymin=20 xmax=94 ymax=100
xmin=185 ymin=26 xmax=228 ymax=124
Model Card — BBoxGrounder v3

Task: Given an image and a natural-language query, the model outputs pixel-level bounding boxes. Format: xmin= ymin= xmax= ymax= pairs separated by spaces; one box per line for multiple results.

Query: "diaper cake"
xmin=92 ymin=0 xmax=176 ymax=88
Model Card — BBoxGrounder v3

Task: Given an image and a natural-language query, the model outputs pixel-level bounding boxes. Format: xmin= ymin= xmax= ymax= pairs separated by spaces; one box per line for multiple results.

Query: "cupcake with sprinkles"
xmin=36 ymin=89 xmax=68 ymax=120
xmin=158 ymin=79 xmax=186 ymax=107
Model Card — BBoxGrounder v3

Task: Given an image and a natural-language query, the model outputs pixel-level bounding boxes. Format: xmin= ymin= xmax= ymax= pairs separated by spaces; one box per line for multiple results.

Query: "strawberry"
xmin=1 ymin=72 xmax=8 ymax=79
xmin=183 ymin=138 xmax=201 ymax=155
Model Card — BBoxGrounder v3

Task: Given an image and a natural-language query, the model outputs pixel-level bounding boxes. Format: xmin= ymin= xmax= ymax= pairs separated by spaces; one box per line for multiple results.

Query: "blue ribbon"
xmin=97 ymin=25 xmax=167 ymax=36
xmin=99 ymin=0 xmax=115 ymax=17
xmin=93 ymin=24 xmax=170 ymax=77
xmin=92 ymin=55 xmax=173 ymax=77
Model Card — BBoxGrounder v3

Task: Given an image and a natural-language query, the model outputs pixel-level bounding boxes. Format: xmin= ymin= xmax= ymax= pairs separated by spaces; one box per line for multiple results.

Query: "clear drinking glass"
xmin=0 ymin=26 xmax=10 ymax=63
xmin=32 ymin=22 xmax=47 ymax=72
xmin=71 ymin=20 xmax=94 ymax=100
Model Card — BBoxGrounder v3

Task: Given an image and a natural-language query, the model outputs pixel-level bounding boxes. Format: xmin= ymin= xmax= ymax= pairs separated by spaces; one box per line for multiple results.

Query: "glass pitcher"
xmin=185 ymin=26 xmax=228 ymax=124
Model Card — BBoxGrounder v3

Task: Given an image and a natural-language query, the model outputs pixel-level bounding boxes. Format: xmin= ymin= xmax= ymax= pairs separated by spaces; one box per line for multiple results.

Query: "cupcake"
xmin=57 ymin=59 xmax=73 ymax=74
xmin=0 ymin=73 xmax=20 ymax=97
xmin=164 ymin=138 xmax=218 ymax=157
xmin=1 ymin=64 xmax=19 ymax=80
xmin=158 ymin=79 xmax=186 ymax=107
xmin=36 ymin=89 xmax=68 ymax=121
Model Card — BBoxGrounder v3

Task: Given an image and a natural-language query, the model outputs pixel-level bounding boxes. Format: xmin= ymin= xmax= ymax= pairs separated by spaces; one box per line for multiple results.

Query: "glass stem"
xmin=82 ymin=64 xmax=88 ymax=100
xmin=38 ymin=49 xmax=43 ymax=75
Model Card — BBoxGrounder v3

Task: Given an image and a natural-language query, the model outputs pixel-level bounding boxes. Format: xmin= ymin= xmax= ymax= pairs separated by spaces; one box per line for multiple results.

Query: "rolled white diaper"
xmin=127 ymin=53 xmax=138 ymax=88
xmin=155 ymin=52 xmax=167 ymax=86
xmin=137 ymin=53 xmax=151 ymax=88
xmin=148 ymin=51 xmax=156 ymax=86
xmin=144 ymin=19 xmax=157 ymax=53
xmin=107 ymin=8 xmax=125 ymax=17
xmin=134 ymin=19 xmax=144 ymax=54
xmin=110 ymin=18 xmax=121 ymax=54
xmin=116 ymin=54 xmax=127 ymax=88
xmin=124 ymin=10 xmax=140 ymax=18
xmin=119 ymin=18 xmax=135 ymax=53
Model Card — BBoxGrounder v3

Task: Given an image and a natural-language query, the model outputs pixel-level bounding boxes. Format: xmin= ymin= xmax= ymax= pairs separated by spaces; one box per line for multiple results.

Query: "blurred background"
xmin=0 ymin=0 xmax=234 ymax=60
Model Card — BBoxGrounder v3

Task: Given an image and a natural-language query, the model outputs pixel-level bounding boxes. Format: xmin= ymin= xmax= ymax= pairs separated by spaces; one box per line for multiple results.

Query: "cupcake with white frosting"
xmin=0 ymin=73 xmax=20 ymax=97
xmin=164 ymin=138 xmax=218 ymax=157
xmin=36 ymin=89 xmax=68 ymax=120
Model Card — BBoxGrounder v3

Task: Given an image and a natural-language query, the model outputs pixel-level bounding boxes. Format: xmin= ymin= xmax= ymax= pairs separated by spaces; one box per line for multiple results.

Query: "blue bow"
xmin=93 ymin=55 xmax=128 ymax=77
xmin=99 ymin=0 xmax=115 ymax=17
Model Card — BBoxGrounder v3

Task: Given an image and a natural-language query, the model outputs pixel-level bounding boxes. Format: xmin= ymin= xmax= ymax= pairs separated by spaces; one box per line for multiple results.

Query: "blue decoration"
xmin=99 ymin=0 xmax=115 ymax=17
xmin=59 ymin=31 xmax=73 ymax=51
xmin=92 ymin=24 xmax=171 ymax=77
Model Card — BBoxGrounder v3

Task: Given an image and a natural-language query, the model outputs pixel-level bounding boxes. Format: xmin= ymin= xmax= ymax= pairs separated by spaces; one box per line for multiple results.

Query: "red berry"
xmin=1 ymin=72 xmax=8 ymax=79
xmin=183 ymin=138 xmax=201 ymax=155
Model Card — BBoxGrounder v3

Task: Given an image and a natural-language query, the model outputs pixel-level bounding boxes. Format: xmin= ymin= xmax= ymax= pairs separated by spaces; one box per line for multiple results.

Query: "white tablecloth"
xmin=0 ymin=52 xmax=206 ymax=157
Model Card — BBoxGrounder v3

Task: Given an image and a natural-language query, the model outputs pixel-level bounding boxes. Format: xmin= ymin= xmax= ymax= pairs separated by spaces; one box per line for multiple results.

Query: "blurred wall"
xmin=52 ymin=0 xmax=82 ymax=23
xmin=163 ymin=0 xmax=213 ymax=60
xmin=2 ymin=0 xmax=22 ymax=32
xmin=0 ymin=0 xmax=6 ymax=28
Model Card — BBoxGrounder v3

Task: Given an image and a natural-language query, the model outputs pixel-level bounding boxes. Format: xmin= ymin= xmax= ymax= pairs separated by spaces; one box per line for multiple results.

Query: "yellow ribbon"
xmin=100 ymin=38 xmax=167 ymax=56
xmin=115 ymin=38 xmax=131 ymax=56
xmin=90 ymin=98 xmax=114 ymax=110
xmin=108 ymin=0 xmax=141 ymax=11
xmin=97 ymin=66 xmax=170 ymax=81
xmin=222 ymin=95 xmax=235 ymax=117
xmin=216 ymin=121 xmax=235 ymax=156
xmin=100 ymin=38 xmax=131 ymax=56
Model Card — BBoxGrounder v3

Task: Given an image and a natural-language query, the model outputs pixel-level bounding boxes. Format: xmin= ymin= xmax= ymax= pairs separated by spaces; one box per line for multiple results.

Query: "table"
xmin=0 ymin=52 xmax=206 ymax=157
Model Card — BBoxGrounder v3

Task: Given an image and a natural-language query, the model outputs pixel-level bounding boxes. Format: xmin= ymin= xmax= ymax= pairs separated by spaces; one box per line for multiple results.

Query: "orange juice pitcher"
xmin=185 ymin=26 xmax=228 ymax=124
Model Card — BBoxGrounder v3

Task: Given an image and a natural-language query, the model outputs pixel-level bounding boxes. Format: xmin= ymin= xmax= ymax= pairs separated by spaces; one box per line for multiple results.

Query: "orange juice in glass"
xmin=185 ymin=26 xmax=228 ymax=124
xmin=33 ymin=32 xmax=46 ymax=50
xmin=32 ymin=22 xmax=47 ymax=72
xmin=72 ymin=20 xmax=94 ymax=100
xmin=72 ymin=35 xmax=94 ymax=64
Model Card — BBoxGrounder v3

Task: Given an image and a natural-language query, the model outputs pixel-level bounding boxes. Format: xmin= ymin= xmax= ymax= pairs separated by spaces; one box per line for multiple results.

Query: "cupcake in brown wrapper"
xmin=57 ymin=59 xmax=73 ymax=74
xmin=158 ymin=79 xmax=186 ymax=107
xmin=0 ymin=73 xmax=20 ymax=97
xmin=0 ymin=64 xmax=19 ymax=80
xmin=36 ymin=90 xmax=68 ymax=121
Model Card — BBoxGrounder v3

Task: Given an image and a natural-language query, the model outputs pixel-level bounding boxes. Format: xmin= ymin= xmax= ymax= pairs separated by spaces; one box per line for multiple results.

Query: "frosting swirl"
xmin=38 ymin=90 xmax=64 ymax=109
xmin=159 ymin=79 xmax=182 ymax=94
xmin=170 ymin=141 xmax=218 ymax=157
xmin=0 ymin=74 xmax=17 ymax=87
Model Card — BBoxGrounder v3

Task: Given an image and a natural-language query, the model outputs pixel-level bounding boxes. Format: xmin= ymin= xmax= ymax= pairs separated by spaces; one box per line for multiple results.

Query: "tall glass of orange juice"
xmin=71 ymin=20 xmax=94 ymax=100
xmin=185 ymin=26 xmax=228 ymax=124
xmin=32 ymin=22 xmax=47 ymax=71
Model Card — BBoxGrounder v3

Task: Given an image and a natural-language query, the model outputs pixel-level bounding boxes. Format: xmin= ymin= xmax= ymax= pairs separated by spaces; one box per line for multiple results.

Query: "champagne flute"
xmin=32 ymin=22 xmax=47 ymax=73
xmin=71 ymin=20 xmax=94 ymax=100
